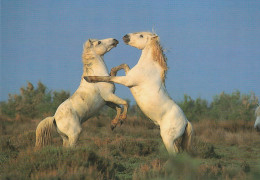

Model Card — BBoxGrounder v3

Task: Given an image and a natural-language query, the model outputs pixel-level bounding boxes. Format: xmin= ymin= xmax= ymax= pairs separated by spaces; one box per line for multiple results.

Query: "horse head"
xmin=123 ymin=31 xmax=168 ymax=84
xmin=82 ymin=38 xmax=119 ymax=59
xmin=123 ymin=32 xmax=158 ymax=50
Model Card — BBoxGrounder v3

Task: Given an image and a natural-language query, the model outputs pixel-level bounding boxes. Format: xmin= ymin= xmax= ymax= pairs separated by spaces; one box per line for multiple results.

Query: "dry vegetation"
xmin=1 ymin=82 xmax=259 ymax=179
xmin=0 ymin=115 xmax=260 ymax=180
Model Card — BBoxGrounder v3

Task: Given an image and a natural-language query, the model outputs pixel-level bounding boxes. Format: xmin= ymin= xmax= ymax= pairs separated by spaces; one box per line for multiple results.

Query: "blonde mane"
xmin=82 ymin=48 xmax=95 ymax=64
xmin=150 ymin=37 xmax=168 ymax=85
xmin=82 ymin=45 xmax=96 ymax=74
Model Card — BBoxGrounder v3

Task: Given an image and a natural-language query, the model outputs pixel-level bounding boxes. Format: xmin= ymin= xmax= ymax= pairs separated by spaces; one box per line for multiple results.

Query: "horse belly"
xmin=164 ymin=105 xmax=188 ymax=127
xmin=130 ymin=86 xmax=170 ymax=123
xmin=70 ymin=92 xmax=105 ymax=122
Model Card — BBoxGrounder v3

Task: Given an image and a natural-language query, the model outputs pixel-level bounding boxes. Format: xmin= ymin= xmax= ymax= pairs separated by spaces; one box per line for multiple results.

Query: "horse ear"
xmin=152 ymin=35 xmax=159 ymax=41
xmin=84 ymin=39 xmax=93 ymax=49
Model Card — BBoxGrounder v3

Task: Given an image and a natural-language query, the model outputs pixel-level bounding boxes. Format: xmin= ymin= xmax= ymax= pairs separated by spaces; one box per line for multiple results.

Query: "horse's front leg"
xmin=106 ymin=102 xmax=122 ymax=130
xmin=110 ymin=64 xmax=130 ymax=76
xmin=106 ymin=100 xmax=128 ymax=130
xmin=84 ymin=76 xmax=111 ymax=83
xmin=84 ymin=75 xmax=136 ymax=88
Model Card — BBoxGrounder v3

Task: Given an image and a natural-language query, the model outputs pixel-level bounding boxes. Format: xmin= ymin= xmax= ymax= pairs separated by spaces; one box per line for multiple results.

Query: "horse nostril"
xmin=113 ymin=39 xmax=119 ymax=44
xmin=123 ymin=34 xmax=130 ymax=44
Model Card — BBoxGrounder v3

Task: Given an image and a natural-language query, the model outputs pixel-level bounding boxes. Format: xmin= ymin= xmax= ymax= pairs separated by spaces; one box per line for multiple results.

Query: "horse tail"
xmin=35 ymin=116 xmax=55 ymax=148
xmin=182 ymin=121 xmax=193 ymax=152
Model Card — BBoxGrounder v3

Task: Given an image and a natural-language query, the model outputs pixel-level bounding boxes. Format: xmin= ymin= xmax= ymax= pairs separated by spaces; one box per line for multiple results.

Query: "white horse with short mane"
xmin=254 ymin=105 xmax=260 ymax=132
xmin=36 ymin=38 xmax=128 ymax=148
xmin=85 ymin=32 xmax=193 ymax=155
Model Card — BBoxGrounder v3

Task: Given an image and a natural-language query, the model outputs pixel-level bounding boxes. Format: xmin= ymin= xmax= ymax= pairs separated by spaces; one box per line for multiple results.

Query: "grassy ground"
xmin=0 ymin=115 xmax=260 ymax=180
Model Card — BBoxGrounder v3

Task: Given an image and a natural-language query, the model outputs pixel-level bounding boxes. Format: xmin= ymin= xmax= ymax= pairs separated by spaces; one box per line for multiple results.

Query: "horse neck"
xmin=138 ymin=45 xmax=162 ymax=70
xmin=137 ymin=44 xmax=167 ymax=85
xmin=138 ymin=47 xmax=154 ymax=65
xmin=82 ymin=55 xmax=109 ymax=76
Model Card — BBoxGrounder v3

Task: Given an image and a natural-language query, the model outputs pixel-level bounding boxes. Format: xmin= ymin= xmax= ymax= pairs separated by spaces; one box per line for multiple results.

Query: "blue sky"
xmin=1 ymin=0 xmax=260 ymax=103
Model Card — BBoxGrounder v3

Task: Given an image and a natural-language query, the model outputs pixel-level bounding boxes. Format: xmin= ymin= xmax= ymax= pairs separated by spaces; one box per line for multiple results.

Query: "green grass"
xmin=0 ymin=116 xmax=260 ymax=180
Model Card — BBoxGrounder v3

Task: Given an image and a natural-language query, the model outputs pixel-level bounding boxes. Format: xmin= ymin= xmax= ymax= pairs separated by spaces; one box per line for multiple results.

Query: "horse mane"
xmin=150 ymin=36 xmax=168 ymax=85
xmin=82 ymin=39 xmax=99 ymax=65
xmin=82 ymin=47 xmax=95 ymax=64
xmin=81 ymin=42 xmax=96 ymax=74
xmin=82 ymin=51 xmax=95 ymax=64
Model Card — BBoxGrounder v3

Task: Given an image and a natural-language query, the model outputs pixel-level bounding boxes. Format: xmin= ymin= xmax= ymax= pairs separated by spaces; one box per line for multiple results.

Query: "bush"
xmin=178 ymin=91 xmax=258 ymax=122
xmin=1 ymin=82 xmax=258 ymax=123
xmin=0 ymin=81 xmax=70 ymax=120
xmin=209 ymin=91 xmax=258 ymax=121
xmin=178 ymin=94 xmax=209 ymax=121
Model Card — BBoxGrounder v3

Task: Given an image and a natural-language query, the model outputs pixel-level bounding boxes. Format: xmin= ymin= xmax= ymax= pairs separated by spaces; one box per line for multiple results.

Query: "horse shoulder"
xmin=125 ymin=65 xmax=148 ymax=85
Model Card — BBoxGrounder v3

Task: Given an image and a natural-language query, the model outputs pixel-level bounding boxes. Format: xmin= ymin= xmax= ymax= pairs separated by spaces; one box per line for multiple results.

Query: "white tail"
xmin=182 ymin=121 xmax=193 ymax=152
xmin=35 ymin=117 xmax=55 ymax=148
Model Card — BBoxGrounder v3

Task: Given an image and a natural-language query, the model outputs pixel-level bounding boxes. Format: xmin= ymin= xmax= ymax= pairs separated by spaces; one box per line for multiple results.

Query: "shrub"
xmin=0 ymin=81 xmax=70 ymax=120
xmin=209 ymin=91 xmax=258 ymax=121
xmin=178 ymin=91 xmax=258 ymax=122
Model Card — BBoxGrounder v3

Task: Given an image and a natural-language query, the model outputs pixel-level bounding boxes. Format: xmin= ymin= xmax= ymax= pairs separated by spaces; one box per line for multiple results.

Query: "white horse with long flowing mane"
xmin=85 ymin=32 xmax=193 ymax=155
xmin=35 ymin=38 xmax=128 ymax=148
xmin=254 ymin=105 xmax=260 ymax=132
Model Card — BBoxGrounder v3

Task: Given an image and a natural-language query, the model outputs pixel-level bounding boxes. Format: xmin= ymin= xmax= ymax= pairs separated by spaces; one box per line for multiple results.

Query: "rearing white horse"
xmin=36 ymin=38 xmax=128 ymax=148
xmin=85 ymin=32 xmax=193 ymax=155
xmin=254 ymin=105 xmax=260 ymax=132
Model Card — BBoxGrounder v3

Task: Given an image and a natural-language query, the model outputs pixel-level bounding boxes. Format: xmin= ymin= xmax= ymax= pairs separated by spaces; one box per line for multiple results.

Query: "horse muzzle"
xmin=112 ymin=39 xmax=119 ymax=47
xmin=123 ymin=34 xmax=130 ymax=44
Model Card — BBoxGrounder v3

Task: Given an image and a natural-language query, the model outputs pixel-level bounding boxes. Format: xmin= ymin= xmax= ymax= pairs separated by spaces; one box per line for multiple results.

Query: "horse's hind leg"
xmin=56 ymin=118 xmax=82 ymax=147
xmin=68 ymin=130 xmax=82 ymax=147
xmin=106 ymin=102 xmax=122 ymax=130
xmin=160 ymin=125 xmax=184 ymax=156
xmin=60 ymin=133 xmax=69 ymax=147
xmin=66 ymin=122 xmax=82 ymax=147
xmin=56 ymin=123 xmax=70 ymax=147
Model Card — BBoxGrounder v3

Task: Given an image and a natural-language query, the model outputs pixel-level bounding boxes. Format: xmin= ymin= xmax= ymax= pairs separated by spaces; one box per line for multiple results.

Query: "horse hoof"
xmin=111 ymin=124 xmax=116 ymax=131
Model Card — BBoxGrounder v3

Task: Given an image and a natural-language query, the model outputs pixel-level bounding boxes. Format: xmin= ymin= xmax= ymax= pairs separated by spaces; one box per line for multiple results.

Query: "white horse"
xmin=85 ymin=32 xmax=193 ymax=155
xmin=254 ymin=105 xmax=260 ymax=132
xmin=35 ymin=38 xmax=128 ymax=148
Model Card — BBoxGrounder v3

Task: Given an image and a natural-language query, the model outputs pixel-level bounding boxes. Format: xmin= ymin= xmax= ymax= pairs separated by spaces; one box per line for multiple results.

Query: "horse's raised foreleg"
xmin=103 ymin=94 xmax=128 ymax=130
xmin=106 ymin=102 xmax=123 ymax=130
xmin=110 ymin=64 xmax=130 ymax=76
xmin=84 ymin=75 xmax=136 ymax=88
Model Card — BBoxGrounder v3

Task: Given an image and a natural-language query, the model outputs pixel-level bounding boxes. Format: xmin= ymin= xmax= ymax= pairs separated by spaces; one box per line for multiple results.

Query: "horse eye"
xmin=140 ymin=35 xmax=143 ymax=38
xmin=98 ymin=41 xmax=101 ymax=45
